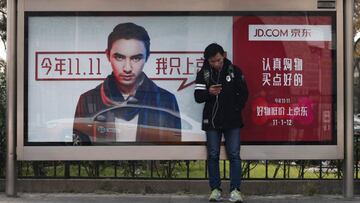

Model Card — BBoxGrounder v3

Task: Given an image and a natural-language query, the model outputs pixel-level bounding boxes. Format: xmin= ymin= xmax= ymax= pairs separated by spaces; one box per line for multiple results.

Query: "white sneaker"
xmin=208 ymin=188 xmax=222 ymax=202
xmin=229 ymin=189 xmax=243 ymax=203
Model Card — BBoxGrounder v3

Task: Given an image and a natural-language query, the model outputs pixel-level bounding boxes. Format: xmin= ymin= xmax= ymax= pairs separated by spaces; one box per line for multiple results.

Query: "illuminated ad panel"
xmin=233 ymin=15 xmax=335 ymax=144
xmin=25 ymin=12 xmax=336 ymax=146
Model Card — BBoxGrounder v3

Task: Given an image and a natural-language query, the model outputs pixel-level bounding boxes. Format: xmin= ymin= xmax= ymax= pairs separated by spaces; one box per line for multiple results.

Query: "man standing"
xmin=73 ymin=22 xmax=181 ymax=144
xmin=194 ymin=43 xmax=248 ymax=202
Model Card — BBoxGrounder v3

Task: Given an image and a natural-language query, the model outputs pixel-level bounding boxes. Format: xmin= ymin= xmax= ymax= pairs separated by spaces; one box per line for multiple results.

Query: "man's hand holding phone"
xmin=209 ymin=84 xmax=222 ymax=96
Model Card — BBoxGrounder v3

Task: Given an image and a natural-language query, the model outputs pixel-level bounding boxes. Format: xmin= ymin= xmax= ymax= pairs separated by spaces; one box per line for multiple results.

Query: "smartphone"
xmin=211 ymin=84 xmax=222 ymax=88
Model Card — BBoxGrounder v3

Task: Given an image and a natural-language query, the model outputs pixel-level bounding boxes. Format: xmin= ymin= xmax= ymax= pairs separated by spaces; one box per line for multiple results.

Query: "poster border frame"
xmin=24 ymin=11 xmax=338 ymax=146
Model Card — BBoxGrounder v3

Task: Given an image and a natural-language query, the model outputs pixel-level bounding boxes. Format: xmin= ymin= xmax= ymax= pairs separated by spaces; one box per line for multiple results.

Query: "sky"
xmin=0 ymin=41 xmax=5 ymax=60
xmin=355 ymin=32 xmax=360 ymax=42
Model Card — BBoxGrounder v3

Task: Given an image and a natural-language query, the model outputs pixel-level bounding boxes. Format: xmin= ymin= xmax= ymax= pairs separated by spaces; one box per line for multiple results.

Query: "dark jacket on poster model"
xmin=73 ymin=73 xmax=181 ymax=144
xmin=194 ymin=58 xmax=249 ymax=131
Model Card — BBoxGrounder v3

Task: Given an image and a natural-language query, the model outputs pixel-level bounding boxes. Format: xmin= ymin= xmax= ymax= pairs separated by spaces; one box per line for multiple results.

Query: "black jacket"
xmin=194 ymin=58 xmax=248 ymax=131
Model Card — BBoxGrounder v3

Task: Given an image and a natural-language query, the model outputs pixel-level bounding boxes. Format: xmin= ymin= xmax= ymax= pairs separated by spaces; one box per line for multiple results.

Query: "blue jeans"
xmin=206 ymin=128 xmax=241 ymax=191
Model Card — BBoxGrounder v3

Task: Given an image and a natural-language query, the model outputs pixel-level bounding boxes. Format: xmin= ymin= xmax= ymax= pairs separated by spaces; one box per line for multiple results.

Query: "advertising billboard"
xmin=16 ymin=0 xmax=343 ymax=160
xmin=26 ymin=14 xmax=232 ymax=145
xmin=234 ymin=15 xmax=336 ymax=144
xmin=25 ymin=12 xmax=336 ymax=145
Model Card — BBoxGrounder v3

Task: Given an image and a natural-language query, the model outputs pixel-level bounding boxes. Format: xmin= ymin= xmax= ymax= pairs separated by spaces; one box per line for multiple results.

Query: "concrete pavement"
xmin=0 ymin=193 xmax=359 ymax=203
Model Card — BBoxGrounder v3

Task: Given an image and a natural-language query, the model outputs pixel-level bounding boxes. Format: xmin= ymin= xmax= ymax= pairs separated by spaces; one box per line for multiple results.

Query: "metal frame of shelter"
xmin=5 ymin=0 xmax=354 ymax=198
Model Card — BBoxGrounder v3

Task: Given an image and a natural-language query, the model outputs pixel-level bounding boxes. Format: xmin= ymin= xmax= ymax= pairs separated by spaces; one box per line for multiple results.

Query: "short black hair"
xmin=203 ymin=43 xmax=225 ymax=60
xmin=107 ymin=22 xmax=150 ymax=61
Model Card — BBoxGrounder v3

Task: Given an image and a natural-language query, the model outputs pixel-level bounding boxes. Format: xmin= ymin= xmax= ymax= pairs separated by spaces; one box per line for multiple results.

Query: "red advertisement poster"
xmin=233 ymin=15 xmax=335 ymax=144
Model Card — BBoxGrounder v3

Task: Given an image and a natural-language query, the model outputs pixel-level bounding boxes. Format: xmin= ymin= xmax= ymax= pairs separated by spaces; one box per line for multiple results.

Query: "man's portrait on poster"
xmin=72 ymin=22 xmax=182 ymax=145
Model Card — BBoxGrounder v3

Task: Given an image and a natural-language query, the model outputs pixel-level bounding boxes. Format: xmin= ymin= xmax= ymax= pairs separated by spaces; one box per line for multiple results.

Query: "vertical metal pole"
xmin=265 ymin=160 xmax=268 ymax=179
xmin=344 ymin=0 xmax=354 ymax=198
xmin=186 ymin=160 xmax=190 ymax=179
xmin=5 ymin=0 xmax=17 ymax=197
